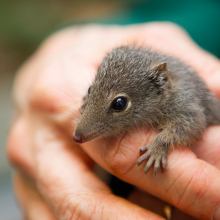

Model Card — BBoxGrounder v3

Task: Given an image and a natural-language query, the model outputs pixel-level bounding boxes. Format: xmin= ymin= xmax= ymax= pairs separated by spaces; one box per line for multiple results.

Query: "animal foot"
xmin=137 ymin=143 xmax=167 ymax=175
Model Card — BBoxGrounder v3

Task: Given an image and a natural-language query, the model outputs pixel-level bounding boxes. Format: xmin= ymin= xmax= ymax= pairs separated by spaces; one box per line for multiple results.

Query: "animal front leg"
xmin=137 ymin=135 xmax=170 ymax=175
xmin=137 ymin=114 xmax=206 ymax=174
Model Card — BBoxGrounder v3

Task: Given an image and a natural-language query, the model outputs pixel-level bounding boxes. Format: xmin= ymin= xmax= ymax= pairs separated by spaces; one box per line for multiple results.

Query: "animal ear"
xmin=147 ymin=62 xmax=170 ymax=88
xmin=150 ymin=62 xmax=170 ymax=82
xmin=152 ymin=62 xmax=169 ymax=76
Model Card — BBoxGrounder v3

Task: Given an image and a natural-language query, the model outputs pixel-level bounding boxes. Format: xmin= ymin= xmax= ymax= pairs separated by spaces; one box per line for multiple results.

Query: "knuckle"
xmin=161 ymin=22 xmax=187 ymax=34
xmin=7 ymin=119 xmax=24 ymax=166
xmin=28 ymin=63 xmax=61 ymax=114
xmin=7 ymin=118 xmax=33 ymax=172
xmin=27 ymin=57 xmax=82 ymax=123
xmin=59 ymin=194 xmax=102 ymax=220
xmin=202 ymin=61 xmax=220 ymax=80
xmin=14 ymin=28 xmax=81 ymax=115
xmin=143 ymin=21 xmax=188 ymax=38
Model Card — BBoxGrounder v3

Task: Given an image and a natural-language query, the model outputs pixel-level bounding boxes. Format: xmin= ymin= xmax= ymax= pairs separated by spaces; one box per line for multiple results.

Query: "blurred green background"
xmin=0 ymin=0 xmax=219 ymax=219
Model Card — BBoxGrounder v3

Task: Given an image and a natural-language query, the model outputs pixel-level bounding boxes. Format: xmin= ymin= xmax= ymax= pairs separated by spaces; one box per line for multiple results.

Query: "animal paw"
xmin=137 ymin=143 xmax=167 ymax=175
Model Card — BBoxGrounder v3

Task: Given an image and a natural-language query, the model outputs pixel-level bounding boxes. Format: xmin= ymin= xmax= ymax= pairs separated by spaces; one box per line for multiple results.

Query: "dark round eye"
xmin=111 ymin=97 xmax=128 ymax=112
xmin=88 ymin=86 xmax=91 ymax=94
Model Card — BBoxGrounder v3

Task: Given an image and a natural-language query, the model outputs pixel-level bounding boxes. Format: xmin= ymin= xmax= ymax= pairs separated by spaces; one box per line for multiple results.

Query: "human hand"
xmin=7 ymin=23 xmax=220 ymax=219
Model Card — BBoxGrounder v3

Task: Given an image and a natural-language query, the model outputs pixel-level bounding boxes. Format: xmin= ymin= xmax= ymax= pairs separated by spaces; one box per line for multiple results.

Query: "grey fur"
xmin=74 ymin=45 xmax=220 ymax=174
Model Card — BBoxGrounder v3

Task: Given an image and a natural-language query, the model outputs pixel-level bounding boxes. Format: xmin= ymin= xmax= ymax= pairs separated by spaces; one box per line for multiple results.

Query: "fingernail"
xmin=213 ymin=204 xmax=220 ymax=220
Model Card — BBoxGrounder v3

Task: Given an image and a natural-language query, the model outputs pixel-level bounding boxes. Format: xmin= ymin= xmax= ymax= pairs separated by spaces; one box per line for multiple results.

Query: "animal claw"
xmin=137 ymin=143 xmax=168 ymax=174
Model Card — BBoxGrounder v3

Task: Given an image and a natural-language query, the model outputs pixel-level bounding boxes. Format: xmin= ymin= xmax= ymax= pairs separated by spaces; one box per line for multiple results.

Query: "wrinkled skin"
xmin=7 ymin=23 xmax=220 ymax=220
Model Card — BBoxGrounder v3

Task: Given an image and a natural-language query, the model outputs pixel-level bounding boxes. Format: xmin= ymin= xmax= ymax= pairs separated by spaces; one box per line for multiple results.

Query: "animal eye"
xmin=111 ymin=97 xmax=128 ymax=112
xmin=88 ymin=86 xmax=91 ymax=94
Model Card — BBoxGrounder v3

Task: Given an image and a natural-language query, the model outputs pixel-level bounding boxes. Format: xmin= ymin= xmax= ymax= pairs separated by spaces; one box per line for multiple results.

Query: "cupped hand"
xmin=7 ymin=23 xmax=220 ymax=220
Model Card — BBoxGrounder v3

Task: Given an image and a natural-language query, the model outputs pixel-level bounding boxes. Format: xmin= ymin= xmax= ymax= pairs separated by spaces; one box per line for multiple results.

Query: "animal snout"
xmin=73 ymin=121 xmax=105 ymax=143
xmin=73 ymin=135 xmax=83 ymax=143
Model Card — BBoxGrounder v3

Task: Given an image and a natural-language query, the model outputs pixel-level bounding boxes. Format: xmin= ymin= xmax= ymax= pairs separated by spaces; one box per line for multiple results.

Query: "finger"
xmin=192 ymin=126 xmax=220 ymax=169
xmin=38 ymin=124 xmax=164 ymax=220
xmin=129 ymin=190 xmax=196 ymax=220
xmin=14 ymin=172 xmax=57 ymax=220
xmin=7 ymin=117 xmax=35 ymax=178
xmin=82 ymin=127 xmax=220 ymax=220
xmin=8 ymin=117 xmax=164 ymax=220
xmin=30 ymin=124 xmax=164 ymax=220
xmin=7 ymin=116 xmax=94 ymax=178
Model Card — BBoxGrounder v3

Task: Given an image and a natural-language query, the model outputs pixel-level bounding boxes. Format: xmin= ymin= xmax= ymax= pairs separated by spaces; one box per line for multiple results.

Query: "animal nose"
xmin=73 ymin=135 xmax=83 ymax=143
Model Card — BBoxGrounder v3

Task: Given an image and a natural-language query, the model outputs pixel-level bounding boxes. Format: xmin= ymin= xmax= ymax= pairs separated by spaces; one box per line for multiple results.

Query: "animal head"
xmin=73 ymin=46 xmax=171 ymax=143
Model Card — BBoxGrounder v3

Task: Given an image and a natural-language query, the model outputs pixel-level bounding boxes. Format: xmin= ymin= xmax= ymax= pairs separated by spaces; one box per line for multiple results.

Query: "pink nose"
xmin=73 ymin=135 xmax=83 ymax=143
